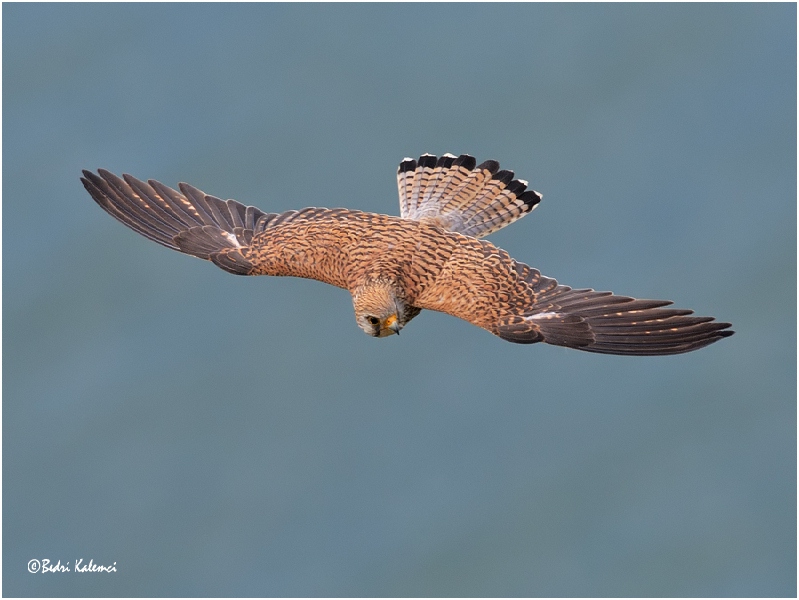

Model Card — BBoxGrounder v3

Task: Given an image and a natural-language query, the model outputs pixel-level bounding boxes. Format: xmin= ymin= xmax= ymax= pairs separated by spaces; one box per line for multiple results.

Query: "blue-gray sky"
xmin=4 ymin=3 xmax=795 ymax=596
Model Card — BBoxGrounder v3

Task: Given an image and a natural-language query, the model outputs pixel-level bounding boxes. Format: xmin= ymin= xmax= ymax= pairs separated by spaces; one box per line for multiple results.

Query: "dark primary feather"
xmin=498 ymin=263 xmax=734 ymax=355
xmin=81 ymin=169 xmax=275 ymax=256
xmin=81 ymin=169 xmax=279 ymax=274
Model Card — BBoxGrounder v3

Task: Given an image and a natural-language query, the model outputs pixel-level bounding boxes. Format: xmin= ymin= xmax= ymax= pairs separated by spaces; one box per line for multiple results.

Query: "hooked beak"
xmin=385 ymin=313 xmax=400 ymax=336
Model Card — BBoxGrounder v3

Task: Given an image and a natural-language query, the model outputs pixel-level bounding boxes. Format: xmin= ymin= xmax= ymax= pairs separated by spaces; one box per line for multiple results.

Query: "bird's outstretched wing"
xmin=81 ymin=169 xmax=357 ymax=287
xmin=82 ymin=169 xmax=279 ymax=272
xmin=412 ymin=234 xmax=733 ymax=355
xmin=397 ymin=153 xmax=541 ymax=238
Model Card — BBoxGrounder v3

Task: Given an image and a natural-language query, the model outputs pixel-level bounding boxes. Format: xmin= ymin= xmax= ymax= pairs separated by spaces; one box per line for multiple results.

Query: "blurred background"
xmin=3 ymin=4 xmax=795 ymax=597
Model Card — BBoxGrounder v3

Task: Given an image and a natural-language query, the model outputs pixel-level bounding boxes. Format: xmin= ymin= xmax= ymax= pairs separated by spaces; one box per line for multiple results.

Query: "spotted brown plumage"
xmin=81 ymin=153 xmax=733 ymax=355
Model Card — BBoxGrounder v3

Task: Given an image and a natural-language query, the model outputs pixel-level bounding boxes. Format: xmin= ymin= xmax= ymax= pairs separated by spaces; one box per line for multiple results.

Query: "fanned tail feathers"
xmin=397 ymin=153 xmax=541 ymax=238
xmin=497 ymin=262 xmax=734 ymax=355
xmin=81 ymin=169 xmax=276 ymax=275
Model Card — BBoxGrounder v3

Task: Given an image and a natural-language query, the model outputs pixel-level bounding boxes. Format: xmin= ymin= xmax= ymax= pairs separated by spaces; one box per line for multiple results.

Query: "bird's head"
xmin=352 ymin=280 xmax=406 ymax=338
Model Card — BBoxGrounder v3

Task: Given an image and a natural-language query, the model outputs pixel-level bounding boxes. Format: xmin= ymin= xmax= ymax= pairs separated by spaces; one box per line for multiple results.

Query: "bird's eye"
xmin=366 ymin=316 xmax=380 ymax=326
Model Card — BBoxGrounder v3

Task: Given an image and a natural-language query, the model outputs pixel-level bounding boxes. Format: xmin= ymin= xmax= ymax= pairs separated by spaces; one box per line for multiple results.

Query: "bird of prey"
xmin=82 ymin=153 xmax=733 ymax=355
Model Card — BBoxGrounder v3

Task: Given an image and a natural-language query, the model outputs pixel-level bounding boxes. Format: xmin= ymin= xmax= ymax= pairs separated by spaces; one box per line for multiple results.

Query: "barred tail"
xmin=397 ymin=153 xmax=541 ymax=238
xmin=81 ymin=169 xmax=276 ymax=275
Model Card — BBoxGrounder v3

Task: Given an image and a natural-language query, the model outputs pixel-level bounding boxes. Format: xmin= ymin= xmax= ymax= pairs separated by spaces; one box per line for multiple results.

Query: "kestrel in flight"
xmin=82 ymin=153 xmax=733 ymax=355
